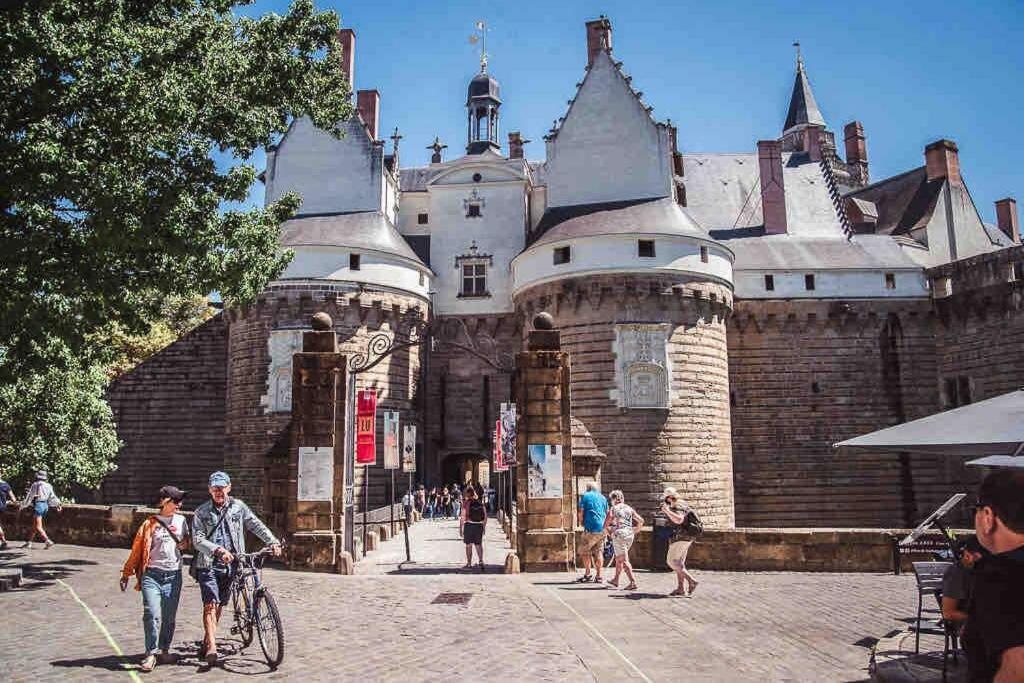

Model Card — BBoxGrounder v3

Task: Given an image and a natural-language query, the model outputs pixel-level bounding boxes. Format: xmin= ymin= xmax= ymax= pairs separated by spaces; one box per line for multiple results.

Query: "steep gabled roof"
xmin=783 ymin=59 xmax=826 ymax=132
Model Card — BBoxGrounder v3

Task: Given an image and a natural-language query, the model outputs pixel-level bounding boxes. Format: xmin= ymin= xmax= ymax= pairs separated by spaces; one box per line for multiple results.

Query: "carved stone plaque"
xmin=611 ymin=323 xmax=671 ymax=408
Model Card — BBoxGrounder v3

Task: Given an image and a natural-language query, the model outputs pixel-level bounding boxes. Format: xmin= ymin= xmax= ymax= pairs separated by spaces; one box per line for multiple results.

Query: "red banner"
xmin=356 ymin=389 xmax=377 ymax=465
xmin=494 ymin=418 xmax=507 ymax=472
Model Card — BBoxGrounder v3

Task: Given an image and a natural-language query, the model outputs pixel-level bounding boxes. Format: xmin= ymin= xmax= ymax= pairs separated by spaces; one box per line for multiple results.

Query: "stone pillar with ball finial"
xmin=512 ymin=312 xmax=576 ymax=572
xmin=286 ymin=312 xmax=354 ymax=573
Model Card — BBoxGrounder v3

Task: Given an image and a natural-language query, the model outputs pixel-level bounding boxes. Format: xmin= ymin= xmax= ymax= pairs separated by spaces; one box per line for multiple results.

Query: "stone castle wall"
xmin=516 ymin=273 xmax=735 ymax=526
xmin=225 ymin=284 xmax=425 ymax=525
xmin=101 ymin=316 xmax=228 ymax=505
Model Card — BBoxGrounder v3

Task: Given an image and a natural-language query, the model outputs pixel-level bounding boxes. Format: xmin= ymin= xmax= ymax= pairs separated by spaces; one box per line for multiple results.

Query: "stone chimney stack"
xmin=357 ymin=89 xmax=380 ymax=141
xmin=843 ymin=121 xmax=869 ymax=184
xmin=508 ymin=131 xmax=529 ymax=160
xmin=336 ymin=28 xmax=355 ymax=88
xmin=585 ymin=16 xmax=612 ymax=67
xmin=996 ymin=198 xmax=1020 ymax=244
xmin=925 ymin=139 xmax=961 ymax=184
xmin=758 ymin=140 xmax=788 ymax=235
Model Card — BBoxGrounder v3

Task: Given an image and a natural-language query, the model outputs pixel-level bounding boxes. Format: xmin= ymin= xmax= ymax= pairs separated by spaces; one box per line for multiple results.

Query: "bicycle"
xmin=227 ymin=545 xmax=285 ymax=668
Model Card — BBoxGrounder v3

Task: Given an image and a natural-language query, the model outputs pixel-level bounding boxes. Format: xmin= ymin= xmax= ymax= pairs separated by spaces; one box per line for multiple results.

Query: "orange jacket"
xmin=121 ymin=517 xmax=189 ymax=591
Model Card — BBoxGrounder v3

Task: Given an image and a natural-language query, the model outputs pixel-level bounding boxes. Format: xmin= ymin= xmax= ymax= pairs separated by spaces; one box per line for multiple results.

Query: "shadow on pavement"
xmin=385 ymin=564 xmax=500 ymax=575
xmin=609 ymin=592 xmax=672 ymax=600
xmin=51 ymin=654 xmax=137 ymax=673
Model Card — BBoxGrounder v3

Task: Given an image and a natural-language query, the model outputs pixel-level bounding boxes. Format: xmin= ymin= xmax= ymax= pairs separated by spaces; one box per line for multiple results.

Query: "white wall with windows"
xmin=732 ymin=268 xmax=928 ymax=299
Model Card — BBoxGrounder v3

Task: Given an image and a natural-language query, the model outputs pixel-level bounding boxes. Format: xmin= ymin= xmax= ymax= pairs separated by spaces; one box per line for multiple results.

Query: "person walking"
xmin=192 ymin=471 xmax=281 ymax=666
xmin=660 ymin=487 xmax=700 ymax=597
xmin=576 ymin=482 xmax=608 ymax=583
xmin=460 ymin=486 xmax=487 ymax=572
xmin=440 ymin=486 xmax=451 ymax=519
xmin=426 ymin=487 xmax=437 ymax=520
xmin=0 ymin=472 xmax=16 ymax=550
xmin=20 ymin=471 xmax=61 ymax=549
xmin=414 ymin=484 xmax=426 ymax=517
xmin=605 ymin=490 xmax=642 ymax=590
xmin=451 ymin=483 xmax=462 ymax=520
xmin=401 ymin=489 xmax=415 ymax=521
xmin=119 ymin=486 xmax=189 ymax=672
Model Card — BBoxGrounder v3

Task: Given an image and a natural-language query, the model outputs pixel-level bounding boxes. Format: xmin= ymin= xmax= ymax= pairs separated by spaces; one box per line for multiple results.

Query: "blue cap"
xmin=208 ymin=471 xmax=231 ymax=488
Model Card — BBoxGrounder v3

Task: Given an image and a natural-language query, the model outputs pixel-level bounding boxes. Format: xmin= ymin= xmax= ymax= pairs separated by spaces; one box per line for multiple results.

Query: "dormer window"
xmin=885 ymin=273 xmax=896 ymax=290
xmin=350 ymin=254 xmax=361 ymax=271
xmin=804 ymin=274 xmax=815 ymax=291
xmin=417 ymin=213 xmax=428 ymax=225
xmin=553 ymin=246 xmax=571 ymax=265
xmin=764 ymin=274 xmax=775 ymax=291
xmin=463 ymin=189 xmax=485 ymax=218
xmin=638 ymin=240 xmax=655 ymax=258
xmin=467 ymin=203 xmax=481 ymax=218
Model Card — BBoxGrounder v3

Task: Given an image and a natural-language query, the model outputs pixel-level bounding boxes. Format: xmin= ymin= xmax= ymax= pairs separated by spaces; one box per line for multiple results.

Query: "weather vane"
xmin=469 ymin=20 xmax=488 ymax=72
xmin=793 ymin=41 xmax=803 ymax=70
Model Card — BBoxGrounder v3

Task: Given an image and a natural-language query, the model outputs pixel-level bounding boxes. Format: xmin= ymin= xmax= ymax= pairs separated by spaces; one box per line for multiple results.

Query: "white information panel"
xmin=298 ymin=446 xmax=334 ymax=501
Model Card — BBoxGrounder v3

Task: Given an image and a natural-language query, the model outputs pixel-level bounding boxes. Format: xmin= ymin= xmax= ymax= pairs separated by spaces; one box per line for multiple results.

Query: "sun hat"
xmin=36 ymin=470 xmax=48 ymax=481
xmin=208 ymin=471 xmax=231 ymax=488
xmin=662 ymin=487 xmax=679 ymax=500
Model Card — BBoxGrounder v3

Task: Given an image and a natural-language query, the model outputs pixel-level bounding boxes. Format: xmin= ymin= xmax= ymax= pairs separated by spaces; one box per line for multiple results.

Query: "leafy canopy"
xmin=0 ymin=0 xmax=352 ymax=381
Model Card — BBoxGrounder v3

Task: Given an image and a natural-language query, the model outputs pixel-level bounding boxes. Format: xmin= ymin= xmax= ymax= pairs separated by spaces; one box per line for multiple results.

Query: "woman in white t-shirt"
xmin=120 ymin=486 xmax=190 ymax=672
xmin=20 ymin=470 xmax=61 ymax=549
xmin=604 ymin=490 xmax=643 ymax=590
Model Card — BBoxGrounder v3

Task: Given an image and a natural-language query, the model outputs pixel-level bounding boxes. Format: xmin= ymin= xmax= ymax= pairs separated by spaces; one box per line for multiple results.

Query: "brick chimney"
xmin=585 ymin=16 xmax=612 ymax=67
xmin=843 ymin=121 xmax=869 ymax=184
xmin=996 ymin=198 xmax=1020 ymax=244
xmin=356 ymin=89 xmax=379 ymax=140
xmin=336 ymin=28 xmax=355 ymax=88
xmin=758 ymin=140 xmax=788 ymax=234
xmin=925 ymin=139 xmax=961 ymax=184
xmin=508 ymin=131 xmax=529 ymax=160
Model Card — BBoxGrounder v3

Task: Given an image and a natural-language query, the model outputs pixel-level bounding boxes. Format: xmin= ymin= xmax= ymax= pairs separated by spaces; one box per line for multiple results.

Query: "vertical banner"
xmin=494 ymin=419 xmax=507 ymax=472
xmin=500 ymin=403 xmax=517 ymax=466
xmin=402 ymin=425 xmax=417 ymax=473
xmin=383 ymin=411 xmax=400 ymax=470
xmin=356 ymin=389 xmax=377 ymax=465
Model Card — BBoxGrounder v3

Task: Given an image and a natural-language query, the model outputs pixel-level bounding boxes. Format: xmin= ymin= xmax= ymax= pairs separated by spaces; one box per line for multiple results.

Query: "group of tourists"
xmin=118 ymin=471 xmax=281 ymax=672
xmin=576 ymin=483 xmax=700 ymax=596
xmin=934 ymin=469 xmax=1024 ymax=682
xmin=0 ymin=470 xmax=63 ymax=550
xmin=415 ymin=483 xmax=465 ymax=520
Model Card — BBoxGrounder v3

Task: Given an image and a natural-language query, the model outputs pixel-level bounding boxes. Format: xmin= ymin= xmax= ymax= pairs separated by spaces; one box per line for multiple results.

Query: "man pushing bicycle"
xmin=192 ymin=471 xmax=281 ymax=665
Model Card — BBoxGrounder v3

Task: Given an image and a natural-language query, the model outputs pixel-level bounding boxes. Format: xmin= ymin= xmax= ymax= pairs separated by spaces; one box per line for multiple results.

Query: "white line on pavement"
xmin=54 ymin=576 xmax=143 ymax=683
xmin=546 ymin=586 xmax=654 ymax=683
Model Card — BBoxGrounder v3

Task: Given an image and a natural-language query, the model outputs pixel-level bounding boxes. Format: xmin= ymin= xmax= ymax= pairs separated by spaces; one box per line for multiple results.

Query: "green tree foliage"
xmin=1 ymin=0 xmax=353 ymax=382
xmin=102 ymin=294 xmax=217 ymax=377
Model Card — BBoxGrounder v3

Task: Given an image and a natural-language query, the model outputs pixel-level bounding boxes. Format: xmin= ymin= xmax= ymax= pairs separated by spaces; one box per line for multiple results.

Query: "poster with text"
xmin=356 ymin=389 xmax=377 ymax=465
xmin=402 ymin=425 xmax=417 ymax=473
xmin=500 ymin=403 xmax=517 ymax=466
xmin=297 ymin=447 xmax=333 ymax=501
xmin=383 ymin=411 xmax=400 ymax=470
xmin=527 ymin=444 xmax=563 ymax=499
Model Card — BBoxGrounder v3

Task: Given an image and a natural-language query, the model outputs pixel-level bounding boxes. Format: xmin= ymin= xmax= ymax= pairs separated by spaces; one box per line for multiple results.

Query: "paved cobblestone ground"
xmin=0 ymin=520 xmax=924 ymax=682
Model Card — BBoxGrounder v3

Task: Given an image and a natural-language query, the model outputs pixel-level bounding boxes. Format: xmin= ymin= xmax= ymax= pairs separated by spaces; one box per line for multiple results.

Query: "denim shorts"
xmin=197 ymin=565 xmax=234 ymax=605
xmin=33 ymin=501 xmax=49 ymax=518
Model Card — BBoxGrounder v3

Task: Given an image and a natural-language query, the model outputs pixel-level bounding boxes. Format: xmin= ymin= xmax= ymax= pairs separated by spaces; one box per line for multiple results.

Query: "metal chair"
xmin=911 ymin=561 xmax=952 ymax=654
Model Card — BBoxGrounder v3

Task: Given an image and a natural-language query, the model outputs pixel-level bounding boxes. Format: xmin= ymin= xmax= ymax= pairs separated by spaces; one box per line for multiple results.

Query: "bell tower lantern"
xmin=466 ymin=22 xmax=501 ymax=155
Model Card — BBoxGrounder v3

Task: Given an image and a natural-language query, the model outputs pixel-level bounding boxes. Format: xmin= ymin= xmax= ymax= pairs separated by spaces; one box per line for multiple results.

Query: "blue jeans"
xmin=141 ymin=568 xmax=182 ymax=654
xmin=452 ymin=502 xmax=461 ymax=519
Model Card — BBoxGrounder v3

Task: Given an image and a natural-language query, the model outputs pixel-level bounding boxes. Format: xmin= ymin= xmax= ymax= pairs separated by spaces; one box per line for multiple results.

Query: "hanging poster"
xmin=383 ymin=411 xmax=400 ymax=470
xmin=297 ymin=446 xmax=333 ymax=501
xmin=402 ymin=425 xmax=417 ymax=473
xmin=493 ymin=419 xmax=507 ymax=472
xmin=356 ymin=389 xmax=377 ymax=465
xmin=527 ymin=444 xmax=563 ymax=499
xmin=500 ymin=403 xmax=517 ymax=466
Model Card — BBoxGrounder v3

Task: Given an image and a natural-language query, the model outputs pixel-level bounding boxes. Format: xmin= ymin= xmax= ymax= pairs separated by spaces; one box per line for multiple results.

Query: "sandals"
xmin=575 ymin=575 xmax=593 ymax=583
xmin=605 ymin=579 xmax=620 ymax=588
xmin=668 ymin=588 xmax=687 ymax=597
xmin=688 ymin=581 xmax=699 ymax=596
xmin=624 ymin=583 xmax=638 ymax=591
xmin=139 ymin=655 xmax=156 ymax=672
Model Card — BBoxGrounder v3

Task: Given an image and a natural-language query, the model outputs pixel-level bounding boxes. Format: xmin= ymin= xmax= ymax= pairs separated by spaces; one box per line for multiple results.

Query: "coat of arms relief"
xmin=611 ymin=324 xmax=671 ymax=409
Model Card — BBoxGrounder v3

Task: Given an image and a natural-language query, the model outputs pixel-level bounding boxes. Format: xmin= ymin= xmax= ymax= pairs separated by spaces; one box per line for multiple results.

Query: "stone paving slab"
xmin=0 ymin=522 xmax=923 ymax=682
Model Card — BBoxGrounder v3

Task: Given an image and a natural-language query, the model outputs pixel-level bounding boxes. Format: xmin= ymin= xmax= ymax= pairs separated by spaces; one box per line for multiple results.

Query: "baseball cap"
xmin=208 ymin=471 xmax=231 ymax=488
xmin=158 ymin=485 xmax=187 ymax=503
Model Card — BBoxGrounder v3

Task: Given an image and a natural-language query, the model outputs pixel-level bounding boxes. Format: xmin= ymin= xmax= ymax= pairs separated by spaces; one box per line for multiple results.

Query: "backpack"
xmin=679 ymin=509 xmax=704 ymax=538
xmin=467 ymin=499 xmax=486 ymax=523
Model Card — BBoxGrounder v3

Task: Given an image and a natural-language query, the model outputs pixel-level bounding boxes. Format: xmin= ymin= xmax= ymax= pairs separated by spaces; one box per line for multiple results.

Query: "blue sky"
xmin=236 ymin=0 xmax=1022 ymax=224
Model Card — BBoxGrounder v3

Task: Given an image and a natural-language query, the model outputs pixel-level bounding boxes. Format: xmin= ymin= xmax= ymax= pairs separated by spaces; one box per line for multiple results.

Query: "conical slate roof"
xmin=783 ymin=60 xmax=825 ymax=132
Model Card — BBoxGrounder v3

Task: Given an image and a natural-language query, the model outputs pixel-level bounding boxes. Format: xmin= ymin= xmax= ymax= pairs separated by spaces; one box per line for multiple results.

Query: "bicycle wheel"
xmin=232 ymin=584 xmax=254 ymax=647
xmin=254 ymin=589 xmax=284 ymax=668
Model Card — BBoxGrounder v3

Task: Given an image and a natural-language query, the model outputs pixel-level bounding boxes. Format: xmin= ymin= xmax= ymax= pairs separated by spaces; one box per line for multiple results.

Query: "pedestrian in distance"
xmin=0 ymin=471 xmax=17 ymax=550
xmin=460 ymin=486 xmax=487 ymax=572
xmin=426 ymin=486 xmax=438 ymax=520
xmin=192 ymin=471 xmax=281 ymax=666
xmin=441 ymin=486 xmax=451 ymax=519
xmin=451 ymin=482 xmax=462 ymax=520
xmin=575 ymin=482 xmax=608 ymax=583
xmin=965 ymin=469 xmax=1024 ymax=682
xmin=660 ymin=487 xmax=701 ymax=597
xmin=120 ymin=486 xmax=190 ymax=672
xmin=414 ymin=484 xmax=426 ymax=516
xmin=604 ymin=490 xmax=642 ymax=590
xmin=20 ymin=470 xmax=62 ymax=549
xmin=401 ymin=489 xmax=415 ymax=521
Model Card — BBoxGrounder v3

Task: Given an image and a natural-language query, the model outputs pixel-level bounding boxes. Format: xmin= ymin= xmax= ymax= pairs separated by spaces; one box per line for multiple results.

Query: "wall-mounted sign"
xmin=402 ymin=425 xmax=417 ymax=473
xmin=383 ymin=411 xmax=400 ymax=470
xmin=298 ymin=446 xmax=333 ymax=501
xmin=527 ymin=444 xmax=563 ymax=499
xmin=500 ymin=403 xmax=517 ymax=466
xmin=356 ymin=389 xmax=377 ymax=465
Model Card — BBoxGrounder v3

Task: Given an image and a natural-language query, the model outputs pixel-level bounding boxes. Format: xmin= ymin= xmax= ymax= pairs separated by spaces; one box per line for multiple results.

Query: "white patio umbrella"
xmin=833 ymin=388 xmax=1024 ymax=465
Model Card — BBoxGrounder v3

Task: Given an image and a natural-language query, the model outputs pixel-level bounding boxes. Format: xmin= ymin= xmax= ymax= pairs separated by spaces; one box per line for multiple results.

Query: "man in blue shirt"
xmin=576 ymin=482 xmax=609 ymax=583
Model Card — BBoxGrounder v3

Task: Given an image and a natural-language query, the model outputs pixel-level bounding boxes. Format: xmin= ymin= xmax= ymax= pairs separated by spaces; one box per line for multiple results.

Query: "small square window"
xmin=764 ymin=274 xmax=775 ymax=291
xmin=804 ymin=274 xmax=815 ymax=291
xmin=467 ymin=204 xmax=481 ymax=218
xmin=700 ymin=246 xmax=708 ymax=263
xmin=638 ymin=240 xmax=655 ymax=258
xmin=417 ymin=213 xmax=428 ymax=225
xmin=884 ymin=273 xmax=896 ymax=290
xmin=350 ymin=254 xmax=361 ymax=271
xmin=553 ymin=246 xmax=571 ymax=265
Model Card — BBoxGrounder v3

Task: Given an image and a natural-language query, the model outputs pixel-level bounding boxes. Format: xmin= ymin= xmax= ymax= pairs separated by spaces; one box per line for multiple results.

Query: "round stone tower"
xmin=512 ymin=198 xmax=735 ymax=526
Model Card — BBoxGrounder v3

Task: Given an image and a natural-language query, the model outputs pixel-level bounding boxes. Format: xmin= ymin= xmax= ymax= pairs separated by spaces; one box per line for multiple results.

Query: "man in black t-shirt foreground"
xmin=967 ymin=469 xmax=1024 ymax=682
